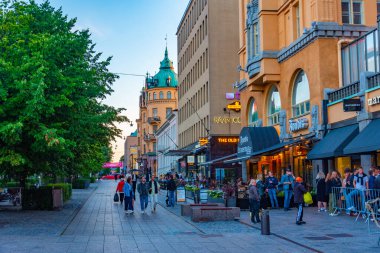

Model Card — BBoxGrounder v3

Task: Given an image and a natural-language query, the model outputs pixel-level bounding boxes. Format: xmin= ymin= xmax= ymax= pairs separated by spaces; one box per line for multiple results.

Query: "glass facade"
xmin=267 ymin=86 xmax=281 ymax=125
xmin=342 ymin=29 xmax=379 ymax=86
xmin=292 ymin=70 xmax=310 ymax=117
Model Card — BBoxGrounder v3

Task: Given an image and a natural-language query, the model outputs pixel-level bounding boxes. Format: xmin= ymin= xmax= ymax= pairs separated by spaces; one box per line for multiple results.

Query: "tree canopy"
xmin=0 ymin=0 xmax=127 ymax=184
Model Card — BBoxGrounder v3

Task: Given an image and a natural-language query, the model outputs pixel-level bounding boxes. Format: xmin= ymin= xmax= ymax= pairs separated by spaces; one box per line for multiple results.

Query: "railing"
xmin=143 ymin=134 xmax=156 ymax=141
xmin=368 ymin=72 xmax=380 ymax=90
xmin=267 ymin=112 xmax=280 ymax=126
xmin=148 ymin=116 xmax=161 ymax=124
xmin=328 ymin=81 xmax=360 ymax=103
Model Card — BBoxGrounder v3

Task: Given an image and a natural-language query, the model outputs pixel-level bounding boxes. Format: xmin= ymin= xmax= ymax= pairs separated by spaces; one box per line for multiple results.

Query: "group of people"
xmin=115 ymin=174 xmax=161 ymax=214
xmin=246 ymin=168 xmax=307 ymax=225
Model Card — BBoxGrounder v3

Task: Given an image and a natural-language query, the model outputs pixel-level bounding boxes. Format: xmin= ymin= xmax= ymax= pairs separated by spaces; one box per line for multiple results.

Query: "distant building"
xmin=136 ymin=47 xmax=178 ymax=176
xmin=124 ymin=130 xmax=138 ymax=173
xmin=156 ymin=111 xmax=179 ymax=176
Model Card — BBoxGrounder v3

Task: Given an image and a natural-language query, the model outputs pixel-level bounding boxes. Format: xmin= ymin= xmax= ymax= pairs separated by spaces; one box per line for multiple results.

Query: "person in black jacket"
xmin=166 ymin=175 xmax=177 ymax=207
xmin=294 ymin=177 xmax=307 ymax=225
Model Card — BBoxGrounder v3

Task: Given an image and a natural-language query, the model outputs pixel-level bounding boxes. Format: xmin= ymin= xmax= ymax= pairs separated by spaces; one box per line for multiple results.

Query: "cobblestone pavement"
xmin=0 ymin=182 xmax=379 ymax=253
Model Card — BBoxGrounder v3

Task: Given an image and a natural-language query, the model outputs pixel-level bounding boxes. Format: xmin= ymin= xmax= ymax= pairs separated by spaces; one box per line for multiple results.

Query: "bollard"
xmin=261 ymin=210 xmax=270 ymax=235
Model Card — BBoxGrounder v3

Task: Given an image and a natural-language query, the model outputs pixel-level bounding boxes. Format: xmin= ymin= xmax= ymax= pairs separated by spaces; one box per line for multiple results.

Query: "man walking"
xmin=265 ymin=171 xmax=279 ymax=209
xmin=167 ymin=175 xmax=177 ymax=207
xmin=281 ymin=168 xmax=294 ymax=211
xmin=137 ymin=177 xmax=149 ymax=214
xmin=294 ymin=177 xmax=307 ymax=225
xmin=149 ymin=175 xmax=160 ymax=213
xmin=132 ymin=173 xmax=137 ymax=200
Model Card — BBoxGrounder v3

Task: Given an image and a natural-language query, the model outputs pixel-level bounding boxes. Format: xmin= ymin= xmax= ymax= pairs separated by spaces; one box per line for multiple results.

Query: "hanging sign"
xmin=344 ymin=99 xmax=362 ymax=111
xmin=227 ymin=101 xmax=241 ymax=112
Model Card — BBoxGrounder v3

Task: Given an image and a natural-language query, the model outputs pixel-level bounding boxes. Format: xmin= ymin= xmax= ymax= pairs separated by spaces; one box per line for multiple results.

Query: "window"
xmin=153 ymin=92 xmax=157 ymax=100
xmin=292 ymin=70 xmax=310 ymax=117
xmin=153 ymin=108 xmax=158 ymax=117
xmin=159 ymin=91 xmax=164 ymax=99
xmin=341 ymin=0 xmax=363 ymax=25
xmin=267 ymin=86 xmax=281 ymax=125
xmin=148 ymin=93 xmax=151 ymax=101
xmin=295 ymin=5 xmax=301 ymax=38
xmin=248 ymin=98 xmax=259 ymax=126
xmin=167 ymin=91 xmax=172 ymax=99
xmin=143 ymin=113 xmax=146 ymax=122
xmin=153 ymin=125 xmax=158 ymax=134
xmin=166 ymin=108 xmax=172 ymax=118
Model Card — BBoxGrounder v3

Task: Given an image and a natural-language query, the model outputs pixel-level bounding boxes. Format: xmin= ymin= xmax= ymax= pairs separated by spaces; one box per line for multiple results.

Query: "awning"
xmin=344 ymin=119 xmax=380 ymax=155
xmin=198 ymin=153 xmax=237 ymax=166
xmin=307 ymin=124 xmax=359 ymax=160
xmin=164 ymin=142 xmax=198 ymax=156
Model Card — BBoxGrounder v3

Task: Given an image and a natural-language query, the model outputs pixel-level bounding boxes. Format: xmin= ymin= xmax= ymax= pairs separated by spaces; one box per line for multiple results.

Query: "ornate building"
xmin=136 ymin=47 xmax=178 ymax=176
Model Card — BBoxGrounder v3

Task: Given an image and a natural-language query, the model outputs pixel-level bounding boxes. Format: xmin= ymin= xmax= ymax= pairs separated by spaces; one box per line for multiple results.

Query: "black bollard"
xmin=261 ymin=210 xmax=270 ymax=235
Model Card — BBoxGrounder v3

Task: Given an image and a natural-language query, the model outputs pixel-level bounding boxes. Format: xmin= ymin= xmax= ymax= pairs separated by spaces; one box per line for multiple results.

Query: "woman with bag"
xmin=123 ymin=177 xmax=134 ymax=214
xmin=248 ymin=179 xmax=261 ymax=224
xmin=294 ymin=177 xmax=307 ymax=225
xmin=316 ymin=172 xmax=327 ymax=212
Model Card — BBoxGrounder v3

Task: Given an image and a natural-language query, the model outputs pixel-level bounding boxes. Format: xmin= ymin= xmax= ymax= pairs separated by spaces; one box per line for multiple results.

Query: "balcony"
xmin=327 ymin=82 xmax=360 ymax=103
xmin=144 ymin=134 xmax=156 ymax=142
xmin=148 ymin=116 xmax=161 ymax=125
xmin=368 ymin=72 xmax=380 ymax=90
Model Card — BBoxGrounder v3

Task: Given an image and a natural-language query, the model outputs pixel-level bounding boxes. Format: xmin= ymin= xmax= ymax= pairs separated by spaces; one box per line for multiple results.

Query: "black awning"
xmin=344 ymin=119 xmax=380 ymax=155
xmin=307 ymin=124 xmax=358 ymax=160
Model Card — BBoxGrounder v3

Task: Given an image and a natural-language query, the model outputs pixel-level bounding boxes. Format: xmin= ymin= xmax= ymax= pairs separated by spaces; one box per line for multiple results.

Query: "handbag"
xmin=303 ymin=192 xmax=313 ymax=205
xmin=114 ymin=192 xmax=119 ymax=202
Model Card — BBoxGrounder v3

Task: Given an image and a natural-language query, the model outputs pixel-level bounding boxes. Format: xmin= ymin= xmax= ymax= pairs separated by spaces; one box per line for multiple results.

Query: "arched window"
xmin=267 ymin=86 xmax=281 ymax=125
xmin=292 ymin=70 xmax=310 ymax=117
xmin=167 ymin=91 xmax=172 ymax=99
xmin=153 ymin=92 xmax=157 ymax=100
xmin=148 ymin=93 xmax=151 ymax=101
xmin=248 ymin=98 xmax=258 ymax=126
xmin=159 ymin=91 xmax=164 ymax=99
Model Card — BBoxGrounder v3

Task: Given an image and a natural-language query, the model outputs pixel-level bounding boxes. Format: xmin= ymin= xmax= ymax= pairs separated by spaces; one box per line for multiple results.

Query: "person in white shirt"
xmin=348 ymin=167 xmax=368 ymax=213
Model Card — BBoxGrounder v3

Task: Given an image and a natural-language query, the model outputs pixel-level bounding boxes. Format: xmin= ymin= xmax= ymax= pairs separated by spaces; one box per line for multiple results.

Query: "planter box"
xmin=207 ymin=196 xmax=225 ymax=205
xmin=226 ymin=197 xmax=237 ymax=207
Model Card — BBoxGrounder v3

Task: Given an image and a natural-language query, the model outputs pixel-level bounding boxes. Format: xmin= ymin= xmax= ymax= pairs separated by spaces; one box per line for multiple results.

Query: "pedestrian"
xmin=368 ymin=169 xmax=376 ymax=190
xmin=123 ymin=177 xmax=134 ymax=214
xmin=347 ymin=167 xmax=368 ymax=214
xmin=316 ymin=171 xmax=327 ymax=212
xmin=374 ymin=167 xmax=380 ymax=190
xmin=248 ymin=179 xmax=261 ymax=223
xmin=167 ymin=175 xmax=177 ymax=207
xmin=114 ymin=173 xmax=118 ymax=181
xmin=116 ymin=176 xmax=125 ymax=205
xmin=137 ymin=176 xmax=149 ymax=214
xmin=280 ymin=168 xmax=294 ymax=211
xmin=149 ymin=175 xmax=160 ymax=213
xmin=132 ymin=173 xmax=137 ymax=200
xmin=294 ymin=177 xmax=307 ymax=225
xmin=326 ymin=170 xmax=342 ymax=213
xmin=256 ymin=174 xmax=268 ymax=210
xmin=265 ymin=171 xmax=279 ymax=209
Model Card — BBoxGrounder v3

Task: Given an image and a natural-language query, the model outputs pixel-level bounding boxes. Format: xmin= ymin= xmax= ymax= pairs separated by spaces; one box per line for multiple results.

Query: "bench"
xmin=181 ymin=203 xmax=224 ymax=216
xmin=191 ymin=207 xmax=240 ymax=222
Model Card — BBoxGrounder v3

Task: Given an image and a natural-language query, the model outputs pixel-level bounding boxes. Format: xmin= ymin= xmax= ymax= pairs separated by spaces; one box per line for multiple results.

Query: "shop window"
xmin=267 ymin=86 xmax=281 ymax=126
xmin=341 ymin=0 xmax=363 ymax=25
xmin=159 ymin=91 xmax=164 ymax=99
xmin=248 ymin=98 xmax=259 ymax=126
xmin=167 ymin=91 xmax=172 ymax=99
xmin=292 ymin=70 xmax=310 ymax=117
xmin=335 ymin=157 xmax=351 ymax=176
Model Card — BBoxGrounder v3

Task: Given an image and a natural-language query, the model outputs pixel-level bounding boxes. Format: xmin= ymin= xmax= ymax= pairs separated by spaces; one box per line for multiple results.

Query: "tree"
xmin=0 ymin=0 xmax=127 ymax=186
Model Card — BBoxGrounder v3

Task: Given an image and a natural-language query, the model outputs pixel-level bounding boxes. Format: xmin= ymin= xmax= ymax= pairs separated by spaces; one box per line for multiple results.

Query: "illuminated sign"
xmin=289 ymin=118 xmax=309 ymax=132
xmin=102 ymin=162 xmax=123 ymax=168
xmin=187 ymin=156 xmax=195 ymax=165
xmin=199 ymin=137 xmax=208 ymax=146
xmin=217 ymin=137 xmax=239 ymax=144
xmin=368 ymin=95 xmax=380 ymax=106
xmin=213 ymin=116 xmax=241 ymax=124
xmin=227 ymin=101 xmax=241 ymax=112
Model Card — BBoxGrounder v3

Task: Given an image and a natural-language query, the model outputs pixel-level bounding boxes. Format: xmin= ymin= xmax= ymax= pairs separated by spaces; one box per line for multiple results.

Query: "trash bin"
xmin=261 ymin=210 xmax=270 ymax=235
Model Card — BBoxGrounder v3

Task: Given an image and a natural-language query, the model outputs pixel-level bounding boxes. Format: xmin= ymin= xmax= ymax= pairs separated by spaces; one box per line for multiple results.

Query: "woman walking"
xmin=316 ymin=172 xmax=327 ymax=212
xmin=116 ymin=176 xmax=125 ymax=205
xmin=123 ymin=177 xmax=134 ymax=214
xmin=248 ymin=179 xmax=261 ymax=223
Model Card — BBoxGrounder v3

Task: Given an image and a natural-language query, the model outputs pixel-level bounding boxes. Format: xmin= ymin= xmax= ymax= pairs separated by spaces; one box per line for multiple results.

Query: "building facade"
xmin=136 ymin=48 xmax=178 ymax=176
xmin=176 ymin=0 xmax=241 ymax=181
xmin=235 ymin=0 xmax=378 ymax=184
xmin=123 ymin=130 xmax=138 ymax=172
xmin=156 ymin=111 xmax=180 ymax=176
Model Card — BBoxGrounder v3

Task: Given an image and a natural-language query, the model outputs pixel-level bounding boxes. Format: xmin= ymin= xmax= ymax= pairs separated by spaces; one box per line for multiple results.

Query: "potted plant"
xmin=207 ymin=190 xmax=224 ymax=204
xmin=185 ymin=184 xmax=200 ymax=203
xmin=222 ymin=183 xmax=236 ymax=207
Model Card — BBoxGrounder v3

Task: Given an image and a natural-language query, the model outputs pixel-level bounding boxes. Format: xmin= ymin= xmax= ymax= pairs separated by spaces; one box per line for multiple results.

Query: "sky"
xmin=36 ymin=0 xmax=189 ymax=161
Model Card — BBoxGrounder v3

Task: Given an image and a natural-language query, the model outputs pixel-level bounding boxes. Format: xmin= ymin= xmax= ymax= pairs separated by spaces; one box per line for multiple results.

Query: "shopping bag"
xmin=303 ymin=192 xmax=313 ymax=205
xmin=114 ymin=192 xmax=119 ymax=202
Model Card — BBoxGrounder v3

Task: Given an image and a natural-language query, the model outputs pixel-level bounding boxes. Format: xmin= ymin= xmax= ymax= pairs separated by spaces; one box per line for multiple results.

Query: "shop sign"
xmin=102 ymin=162 xmax=123 ymax=168
xmin=213 ymin=116 xmax=241 ymax=124
xmin=176 ymin=187 xmax=186 ymax=202
xmin=237 ymin=134 xmax=252 ymax=157
xmin=226 ymin=101 xmax=241 ymax=112
xmin=199 ymin=137 xmax=208 ymax=146
xmin=289 ymin=118 xmax=309 ymax=133
xmin=343 ymin=98 xmax=361 ymax=111
xmin=187 ymin=156 xmax=195 ymax=165
xmin=368 ymin=95 xmax=380 ymax=106
xmin=217 ymin=137 xmax=239 ymax=144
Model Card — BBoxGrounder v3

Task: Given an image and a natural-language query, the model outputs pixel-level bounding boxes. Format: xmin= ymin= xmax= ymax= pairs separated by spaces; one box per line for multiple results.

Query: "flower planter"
xmin=226 ymin=197 xmax=237 ymax=207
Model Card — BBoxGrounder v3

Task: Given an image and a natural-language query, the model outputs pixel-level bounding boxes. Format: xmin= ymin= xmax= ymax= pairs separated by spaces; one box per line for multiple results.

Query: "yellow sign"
xmin=227 ymin=101 xmax=241 ymax=112
xmin=217 ymin=137 xmax=239 ymax=144
xmin=199 ymin=137 xmax=208 ymax=146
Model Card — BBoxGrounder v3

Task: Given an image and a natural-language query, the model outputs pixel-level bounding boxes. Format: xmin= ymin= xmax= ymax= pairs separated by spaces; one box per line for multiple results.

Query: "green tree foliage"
xmin=0 ymin=0 xmax=127 ymax=185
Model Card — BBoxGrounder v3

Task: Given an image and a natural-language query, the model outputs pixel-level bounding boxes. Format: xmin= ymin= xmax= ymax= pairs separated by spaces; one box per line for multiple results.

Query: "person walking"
xmin=315 ymin=172 xmax=327 ymax=212
xmin=116 ymin=176 xmax=125 ymax=205
xmin=132 ymin=173 xmax=137 ymax=200
xmin=167 ymin=175 xmax=177 ymax=207
xmin=137 ymin=177 xmax=149 ymax=214
xmin=280 ymin=168 xmax=295 ymax=211
xmin=294 ymin=177 xmax=307 ymax=225
xmin=326 ymin=171 xmax=342 ymax=213
xmin=123 ymin=177 xmax=134 ymax=214
xmin=149 ymin=175 xmax=160 ymax=213
xmin=248 ymin=179 xmax=261 ymax=223
xmin=265 ymin=171 xmax=279 ymax=209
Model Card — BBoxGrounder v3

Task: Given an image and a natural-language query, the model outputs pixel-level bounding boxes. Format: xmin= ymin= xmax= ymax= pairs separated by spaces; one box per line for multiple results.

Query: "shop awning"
xmin=344 ymin=119 xmax=380 ymax=155
xmin=307 ymin=124 xmax=359 ymax=160
xmin=164 ymin=142 xmax=198 ymax=156
xmin=198 ymin=153 xmax=237 ymax=166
